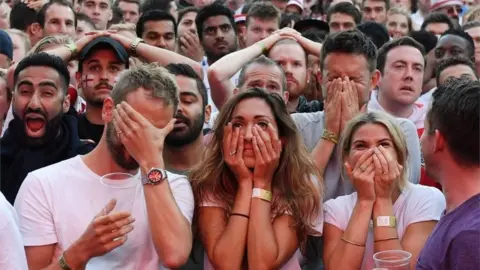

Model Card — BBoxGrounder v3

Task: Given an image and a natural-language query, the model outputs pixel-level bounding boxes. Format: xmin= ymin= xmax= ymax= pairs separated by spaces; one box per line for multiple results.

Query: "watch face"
xmin=147 ymin=169 xmax=165 ymax=183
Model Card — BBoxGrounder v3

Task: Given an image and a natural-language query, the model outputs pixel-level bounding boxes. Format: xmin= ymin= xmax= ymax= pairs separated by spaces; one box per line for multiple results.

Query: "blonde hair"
xmin=28 ymin=35 xmax=73 ymax=55
xmin=108 ymin=23 xmax=136 ymax=32
xmin=339 ymin=111 xmax=409 ymax=190
xmin=6 ymin=29 xmax=31 ymax=53
xmin=464 ymin=6 xmax=480 ymax=23
xmin=190 ymin=88 xmax=324 ymax=249
xmin=387 ymin=7 xmax=413 ymax=32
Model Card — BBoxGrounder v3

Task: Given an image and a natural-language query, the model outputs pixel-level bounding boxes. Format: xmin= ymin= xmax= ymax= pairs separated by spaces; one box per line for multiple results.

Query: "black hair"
xmin=140 ymin=0 xmax=173 ymax=14
xmin=280 ymin=12 xmax=302 ymax=28
xmin=76 ymin=12 xmax=97 ymax=30
xmin=362 ymin=0 xmax=390 ymax=11
xmin=377 ymin=36 xmax=426 ymax=73
xmin=320 ymin=30 xmax=378 ymax=72
xmin=420 ymin=12 xmax=454 ymax=32
xmin=165 ymin=63 xmax=208 ymax=108
xmin=136 ymin=10 xmax=177 ymax=38
xmin=327 ymin=2 xmax=362 ymax=25
xmin=237 ymin=55 xmax=287 ymax=92
xmin=435 ymin=56 xmax=478 ymax=86
xmin=177 ymin=6 xmax=198 ymax=25
xmin=356 ymin=21 xmax=390 ymax=50
xmin=427 ymin=77 xmax=480 ymax=166
xmin=463 ymin=20 xmax=480 ymax=31
xmin=440 ymin=29 xmax=475 ymax=58
xmin=409 ymin=30 xmax=438 ymax=54
xmin=108 ymin=5 xmax=124 ymax=28
xmin=302 ymin=28 xmax=327 ymax=43
xmin=37 ymin=0 xmax=77 ymax=28
xmin=195 ymin=3 xmax=235 ymax=41
xmin=9 ymin=2 xmax=37 ymax=31
xmin=14 ymin=52 xmax=70 ymax=93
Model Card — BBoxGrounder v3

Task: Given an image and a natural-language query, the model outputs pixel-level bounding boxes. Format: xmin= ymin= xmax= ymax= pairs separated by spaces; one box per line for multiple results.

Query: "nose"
xmin=404 ymin=66 xmax=414 ymax=80
xmin=244 ymin=125 xmax=253 ymax=141
xmin=27 ymin=92 xmax=42 ymax=110
xmin=259 ymin=30 xmax=268 ymax=40
xmin=157 ymin=38 xmax=167 ymax=49
xmin=93 ymin=6 xmax=100 ymax=15
xmin=59 ymin=23 xmax=67 ymax=34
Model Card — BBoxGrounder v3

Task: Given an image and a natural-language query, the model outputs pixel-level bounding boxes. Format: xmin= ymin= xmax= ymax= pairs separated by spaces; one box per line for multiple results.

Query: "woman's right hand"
xmin=223 ymin=123 xmax=252 ymax=184
xmin=345 ymin=149 xmax=376 ymax=202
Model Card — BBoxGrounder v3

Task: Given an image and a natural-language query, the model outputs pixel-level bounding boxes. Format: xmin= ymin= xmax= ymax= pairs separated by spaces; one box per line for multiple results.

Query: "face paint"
xmin=82 ymin=74 xmax=95 ymax=89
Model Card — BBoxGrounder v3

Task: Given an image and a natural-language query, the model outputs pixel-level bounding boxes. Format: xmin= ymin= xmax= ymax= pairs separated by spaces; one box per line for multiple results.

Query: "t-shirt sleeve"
xmin=406 ymin=187 xmax=446 ymax=225
xmin=0 ymin=195 xmax=28 ymax=270
xmin=14 ymin=173 xmax=58 ymax=246
xmin=446 ymin=230 xmax=480 ymax=270
xmin=167 ymin=173 xmax=195 ymax=226
xmin=323 ymin=198 xmax=348 ymax=231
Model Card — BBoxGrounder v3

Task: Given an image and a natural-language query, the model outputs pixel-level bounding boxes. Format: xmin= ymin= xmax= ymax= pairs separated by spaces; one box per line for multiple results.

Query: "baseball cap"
xmin=78 ymin=36 xmax=129 ymax=65
xmin=0 ymin=29 xmax=13 ymax=60
xmin=429 ymin=0 xmax=463 ymax=11
xmin=294 ymin=19 xmax=329 ymax=33
xmin=287 ymin=0 xmax=304 ymax=11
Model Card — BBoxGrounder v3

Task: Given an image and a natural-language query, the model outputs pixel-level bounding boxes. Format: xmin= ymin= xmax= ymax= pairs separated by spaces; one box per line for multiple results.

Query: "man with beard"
xmin=196 ymin=3 xmax=238 ymax=114
xmin=0 ymin=53 xmax=94 ymax=204
xmin=14 ymin=64 xmax=194 ymax=269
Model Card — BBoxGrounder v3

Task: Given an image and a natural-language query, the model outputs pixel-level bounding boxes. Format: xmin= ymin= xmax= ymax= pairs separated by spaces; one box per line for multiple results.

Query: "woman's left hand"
xmin=252 ymin=123 xmax=282 ymax=186
xmin=372 ymin=146 xmax=403 ymax=199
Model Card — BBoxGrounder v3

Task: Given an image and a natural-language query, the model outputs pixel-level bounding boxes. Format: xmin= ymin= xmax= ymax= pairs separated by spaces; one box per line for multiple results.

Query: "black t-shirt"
xmin=77 ymin=114 xmax=104 ymax=144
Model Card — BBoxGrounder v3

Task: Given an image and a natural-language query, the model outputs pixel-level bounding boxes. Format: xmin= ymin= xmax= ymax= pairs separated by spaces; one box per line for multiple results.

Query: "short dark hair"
xmin=357 ymin=21 xmax=390 ymax=50
xmin=196 ymin=3 xmax=235 ymax=41
xmin=178 ymin=6 xmax=198 ymax=25
xmin=37 ymin=0 xmax=77 ymax=28
xmin=362 ymin=0 xmax=390 ymax=10
xmin=435 ymin=56 xmax=477 ymax=86
xmin=280 ymin=12 xmax=301 ymax=28
xmin=327 ymin=2 xmax=362 ymax=25
xmin=115 ymin=0 xmax=140 ymax=9
xmin=421 ymin=12 xmax=454 ymax=31
xmin=440 ymin=29 xmax=475 ymax=58
xmin=409 ymin=30 xmax=438 ymax=54
xmin=237 ymin=55 xmax=287 ymax=92
xmin=246 ymin=1 xmax=281 ymax=28
xmin=165 ymin=63 xmax=208 ymax=108
xmin=108 ymin=5 xmax=124 ymax=28
xmin=377 ymin=37 xmax=426 ymax=73
xmin=140 ymin=0 xmax=172 ymax=14
xmin=9 ymin=2 xmax=37 ymax=31
xmin=76 ymin=12 xmax=97 ymax=30
xmin=302 ymin=28 xmax=327 ymax=43
xmin=136 ymin=10 xmax=177 ymax=38
xmin=463 ymin=20 xmax=480 ymax=31
xmin=427 ymin=77 xmax=480 ymax=166
xmin=14 ymin=52 xmax=70 ymax=94
xmin=321 ymin=30 xmax=378 ymax=72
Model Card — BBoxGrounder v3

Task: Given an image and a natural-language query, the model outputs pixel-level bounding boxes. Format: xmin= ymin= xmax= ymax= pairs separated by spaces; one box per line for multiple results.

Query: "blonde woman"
xmin=191 ymin=88 xmax=324 ymax=269
xmin=386 ymin=7 xmax=412 ymax=39
xmin=323 ymin=112 xmax=445 ymax=270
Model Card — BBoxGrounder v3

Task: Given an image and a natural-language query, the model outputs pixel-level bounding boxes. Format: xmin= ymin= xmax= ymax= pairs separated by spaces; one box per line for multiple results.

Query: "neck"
xmin=377 ymin=91 xmax=414 ymax=119
xmin=441 ymin=165 xmax=480 ymax=213
xmin=85 ymin=106 xmax=104 ymax=125
xmin=163 ymin=135 xmax=205 ymax=172
xmin=82 ymin=136 xmax=138 ymax=176
xmin=287 ymin=96 xmax=299 ymax=114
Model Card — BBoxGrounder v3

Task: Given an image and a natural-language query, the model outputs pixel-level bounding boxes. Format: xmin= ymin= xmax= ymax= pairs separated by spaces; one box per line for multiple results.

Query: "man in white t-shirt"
xmin=14 ymin=64 xmax=194 ymax=269
xmin=371 ymin=36 xmax=428 ymax=136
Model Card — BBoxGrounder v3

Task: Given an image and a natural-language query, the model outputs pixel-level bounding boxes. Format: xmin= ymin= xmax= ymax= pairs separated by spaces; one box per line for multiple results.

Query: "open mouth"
xmin=400 ymin=86 xmax=414 ymax=92
xmin=25 ymin=117 xmax=45 ymax=132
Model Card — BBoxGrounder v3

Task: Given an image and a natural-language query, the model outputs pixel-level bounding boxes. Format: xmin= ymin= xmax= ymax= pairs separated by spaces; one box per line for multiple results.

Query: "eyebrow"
xmin=180 ymin=91 xmax=198 ymax=98
xmin=17 ymin=80 xmax=58 ymax=90
xmin=232 ymin=115 xmax=272 ymax=121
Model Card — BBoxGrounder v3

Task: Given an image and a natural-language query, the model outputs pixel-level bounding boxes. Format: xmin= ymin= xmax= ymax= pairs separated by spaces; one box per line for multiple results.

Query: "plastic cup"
xmin=99 ymin=172 xmax=139 ymax=215
xmin=373 ymin=250 xmax=412 ymax=270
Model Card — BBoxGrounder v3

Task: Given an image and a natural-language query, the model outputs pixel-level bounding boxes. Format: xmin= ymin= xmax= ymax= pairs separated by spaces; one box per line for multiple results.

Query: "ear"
xmin=233 ymin=88 xmax=239 ymax=95
xmin=30 ymin=22 xmax=43 ymax=38
xmin=306 ymin=69 xmax=311 ymax=85
xmin=108 ymin=9 xmax=113 ymax=21
xmin=433 ymin=129 xmax=445 ymax=153
xmin=204 ymin=104 xmax=211 ymax=124
xmin=370 ymin=69 xmax=381 ymax=91
xmin=102 ymin=97 xmax=114 ymax=123
xmin=283 ymin=91 xmax=289 ymax=104
xmin=63 ymin=94 xmax=71 ymax=113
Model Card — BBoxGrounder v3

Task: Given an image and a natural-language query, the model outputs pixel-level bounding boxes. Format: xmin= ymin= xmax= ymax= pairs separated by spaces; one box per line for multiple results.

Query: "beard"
xmin=12 ymin=108 xmax=64 ymax=147
xmin=165 ymin=111 xmax=205 ymax=148
xmin=106 ymin=122 xmax=139 ymax=170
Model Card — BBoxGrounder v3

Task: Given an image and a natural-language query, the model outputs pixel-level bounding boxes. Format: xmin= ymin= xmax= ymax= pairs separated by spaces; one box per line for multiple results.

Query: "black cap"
xmin=294 ymin=19 xmax=329 ymax=34
xmin=78 ymin=36 xmax=129 ymax=64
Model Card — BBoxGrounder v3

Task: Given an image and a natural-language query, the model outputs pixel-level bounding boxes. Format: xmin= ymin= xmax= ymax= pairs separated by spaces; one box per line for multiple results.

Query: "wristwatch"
xmin=130 ymin=37 xmax=144 ymax=56
xmin=373 ymin=216 xmax=397 ymax=228
xmin=64 ymin=42 xmax=77 ymax=59
xmin=141 ymin=168 xmax=168 ymax=185
xmin=58 ymin=252 xmax=72 ymax=270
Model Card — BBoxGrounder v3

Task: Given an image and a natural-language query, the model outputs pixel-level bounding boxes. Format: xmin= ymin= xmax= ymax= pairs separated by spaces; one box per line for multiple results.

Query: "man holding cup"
xmin=14 ymin=64 xmax=194 ymax=269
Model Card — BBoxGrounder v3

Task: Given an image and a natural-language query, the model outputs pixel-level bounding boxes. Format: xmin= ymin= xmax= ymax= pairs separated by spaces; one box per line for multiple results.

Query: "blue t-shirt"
xmin=416 ymin=193 xmax=480 ymax=270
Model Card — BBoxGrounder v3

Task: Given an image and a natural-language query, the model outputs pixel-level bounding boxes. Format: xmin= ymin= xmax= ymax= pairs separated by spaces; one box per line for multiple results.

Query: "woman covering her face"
xmin=190 ymin=88 xmax=324 ymax=269
xmin=322 ymin=111 xmax=446 ymax=270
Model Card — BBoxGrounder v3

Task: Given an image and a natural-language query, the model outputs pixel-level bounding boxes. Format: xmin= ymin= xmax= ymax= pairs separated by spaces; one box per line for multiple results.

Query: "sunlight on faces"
xmin=103 ymin=87 xmax=176 ymax=170
xmin=77 ymin=48 xmax=126 ymax=108
xmin=268 ymin=43 xmax=308 ymax=99
xmin=378 ymin=46 xmax=424 ymax=106
xmin=237 ymin=64 xmax=288 ymax=102
xmin=13 ymin=66 xmax=69 ymax=141
xmin=245 ymin=17 xmax=279 ymax=47
xmin=438 ymin=65 xmax=477 ymax=86
xmin=230 ymin=98 xmax=279 ymax=169
xmin=321 ymin=53 xmax=379 ymax=107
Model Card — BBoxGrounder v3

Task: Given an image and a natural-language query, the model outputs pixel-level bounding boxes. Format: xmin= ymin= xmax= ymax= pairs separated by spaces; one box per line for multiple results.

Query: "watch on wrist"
xmin=64 ymin=43 xmax=78 ymax=59
xmin=130 ymin=37 xmax=144 ymax=55
xmin=141 ymin=168 xmax=168 ymax=185
xmin=58 ymin=252 xmax=72 ymax=270
xmin=374 ymin=216 xmax=397 ymax=228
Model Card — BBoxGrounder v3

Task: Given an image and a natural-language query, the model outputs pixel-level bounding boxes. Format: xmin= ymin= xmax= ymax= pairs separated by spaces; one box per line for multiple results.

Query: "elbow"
xmin=161 ymin=252 xmax=190 ymax=269
xmin=193 ymin=64 xmax=203 ymax=80
xmin=207 ymin=66 xmax=220 ymax=85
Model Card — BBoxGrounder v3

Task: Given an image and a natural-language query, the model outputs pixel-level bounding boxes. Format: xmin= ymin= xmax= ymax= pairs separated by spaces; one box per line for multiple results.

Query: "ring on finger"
xmin=229 ymin=150 xmax=237 ymax=155
xmin=360 ymin=166 xmax=366 ymax=172
xmin=383 ymin=171 xmax=387 ymax=175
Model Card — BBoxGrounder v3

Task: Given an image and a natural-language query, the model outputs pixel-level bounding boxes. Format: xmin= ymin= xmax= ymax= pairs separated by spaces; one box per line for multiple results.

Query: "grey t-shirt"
xmin=291 ymin=111 xmax=421 ymax=201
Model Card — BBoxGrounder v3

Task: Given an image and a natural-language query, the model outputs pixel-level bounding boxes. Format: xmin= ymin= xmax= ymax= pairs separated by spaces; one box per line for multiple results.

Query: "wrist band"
xmin=341 ymin=236 xmax=365 ymax=247
xmin=374 ymin=216 xmax=397 ymax=228
xmin=252 ymin=188 xmax=272 ymax=202
xmin=130 ymin=37 xmax=144 ymax=55
xmin=374 ymin=236 xmax=399 ymax=242
xmin=58 ymin=252 xmax=72 ymax=270
xmin=321 ymin=129 xmax=338 ymax=144
xmin=257 ymin=42 xmax=268 ymax=54
xmin=230 ymin=213 xmax=249 ymax=219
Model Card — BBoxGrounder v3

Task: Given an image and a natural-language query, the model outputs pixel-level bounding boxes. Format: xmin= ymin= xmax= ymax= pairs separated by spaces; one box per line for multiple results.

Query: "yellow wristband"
xmin=252 ymin=188 xmax=272 ymax=202
xmin=373 ymin=216 xmax=397 ymax=228
xmin=257 ymin=42 xmax=268 ymax=54
xmin=321 ymin=129 xmax=338 ymax=144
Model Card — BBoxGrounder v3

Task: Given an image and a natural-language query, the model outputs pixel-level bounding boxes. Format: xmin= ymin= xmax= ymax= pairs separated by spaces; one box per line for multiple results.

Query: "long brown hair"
xmin=190 ymin=88 xmax=324 ymax=247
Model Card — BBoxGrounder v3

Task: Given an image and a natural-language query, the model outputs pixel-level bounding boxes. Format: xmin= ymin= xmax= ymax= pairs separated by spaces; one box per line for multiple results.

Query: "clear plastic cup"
xmin=99 ymin=172 xmax=139 ymax=214
xmin=373 ymin=250 xmax=412 ymax=270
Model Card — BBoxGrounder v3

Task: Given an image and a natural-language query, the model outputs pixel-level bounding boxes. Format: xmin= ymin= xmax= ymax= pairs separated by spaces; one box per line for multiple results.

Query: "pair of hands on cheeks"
xmin=223 ymin=123 xmax=282 ymax=186
xmin=345 ymin=146 xmax=403 ymax=202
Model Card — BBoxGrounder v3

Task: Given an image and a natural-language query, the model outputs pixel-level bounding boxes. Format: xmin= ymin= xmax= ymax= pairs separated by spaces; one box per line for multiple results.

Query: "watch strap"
xmin=142 ymin=168 xmax=167 ymax=185
xmin=64 ymin=43 xmax=77 ymax=59
xmin=252 ymin=188 xmax=272 ymax=202
xmin=374 ymin=216 xmax=397 ymax=228
xmin=130 ymin=38 xmax=144 ymax=55
xmin=58 ymin=252 xmax=72 ymax=270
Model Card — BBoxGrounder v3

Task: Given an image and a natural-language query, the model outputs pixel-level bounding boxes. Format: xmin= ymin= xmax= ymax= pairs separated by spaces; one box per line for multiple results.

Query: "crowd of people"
xmin=0 ymin=0 xmax=478 ymax=269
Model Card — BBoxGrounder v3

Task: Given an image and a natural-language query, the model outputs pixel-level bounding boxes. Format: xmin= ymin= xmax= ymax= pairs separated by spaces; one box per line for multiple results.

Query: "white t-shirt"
xmin=0 ymin=192 xmax=28 ymax=270
xmin=324 ymin=183 xmax=446 ymax=270
xmin=14 ymin=155 xmax=194 ymax=270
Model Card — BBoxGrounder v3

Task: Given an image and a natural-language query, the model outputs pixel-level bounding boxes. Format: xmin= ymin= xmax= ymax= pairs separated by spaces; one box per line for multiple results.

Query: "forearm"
xmin=311 ymin=138 xmax=336 ymax=175
xmin=141 ymin=160 xmax=192 ymax=268
xmin=302 ymin=38 xmax=322 ymax=57
xmin=136 ymin=43 xmax=202 ymax=78
xmin=41 ymin=244 xmax=88 ymax=270
xmin=209 ymin=182 xmax=252 ymax=269
xmin=327 ymin=200 xmax=373 ymax=270
xmin=372 ymin=198 xmax=402 ymax=253
xmin=44 ymin=46 xmax=73 ymax=63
